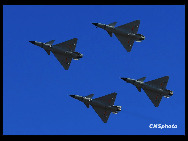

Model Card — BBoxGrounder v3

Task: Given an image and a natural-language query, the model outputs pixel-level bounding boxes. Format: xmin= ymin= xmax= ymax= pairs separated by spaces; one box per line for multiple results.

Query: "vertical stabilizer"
xmin=45 ymin=40 xmax=55 ymax=45
xmin=84 ymin=102 xmax=90 ymax=108
xmin=137 ymin=77 xmax=146 ymax=82
xmin=108 ymin=22 xmax=117 ymax=27
xmin=136 ymin=86 xmax=142 ymax=92
xmin=85 ymin=94 xmax=94 ymax=99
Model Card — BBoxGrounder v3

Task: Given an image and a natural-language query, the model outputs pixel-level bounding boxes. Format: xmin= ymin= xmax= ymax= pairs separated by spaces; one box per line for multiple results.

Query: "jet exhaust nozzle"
xmin=168 ymin=90 xmax=173 ymax=97
xmin=117 ymin=106 xmax=121 ymax=111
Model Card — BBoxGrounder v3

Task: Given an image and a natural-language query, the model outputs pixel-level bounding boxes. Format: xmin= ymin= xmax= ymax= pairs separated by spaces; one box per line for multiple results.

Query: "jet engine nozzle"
xmin=169 ymin=91 xmax=173 ymax=96
xmin=117 ymin=106 xmax=121 ymax=111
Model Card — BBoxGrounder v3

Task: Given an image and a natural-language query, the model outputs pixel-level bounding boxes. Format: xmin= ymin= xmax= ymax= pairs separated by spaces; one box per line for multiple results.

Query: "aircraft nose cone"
xmin=69 ymin=95 xmax=75 ymax=98
xmin=121 ymin=78 xmax=127 ymax=81
xmin=29 ymin=41 xmax=35 ymax=44
xmin=92 ymin=23 xmax=98 ymax=26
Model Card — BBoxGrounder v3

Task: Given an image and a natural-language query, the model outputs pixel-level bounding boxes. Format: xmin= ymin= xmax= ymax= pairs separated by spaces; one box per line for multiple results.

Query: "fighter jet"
xmin=92 ymin=20 xmax=145 ymax=52
xmin=121 ymin=76 xmax=173 ymax=107
xmin=70 ymin=92 xmax=121 ymax=123
xmin=29 ymin=38 xmax=83 ymax=70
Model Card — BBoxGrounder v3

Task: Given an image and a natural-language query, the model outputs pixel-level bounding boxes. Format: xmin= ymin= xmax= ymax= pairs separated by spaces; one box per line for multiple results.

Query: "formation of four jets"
xmin=29 ymin=20 xmax=173 ymax=123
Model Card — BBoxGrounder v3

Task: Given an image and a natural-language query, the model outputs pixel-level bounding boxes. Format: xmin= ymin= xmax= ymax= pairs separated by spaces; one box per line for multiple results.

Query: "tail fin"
xmin=83 ymin=94 xmax=94 ymax=108
xmin=136 ymin=86 xmax=141 ymax=92
xmin=44 ymin=49 xmax=50 ymax=55
xmin=107 ymin=22 xmax=117 ymax=37
xmin=136 ymin=77 xmax=146 ymax=92
xmin=44 ymin=40 xmax=55 ymax=55
xmin=107 ymin=31 xmax=113 ymax=37
xmin=84 ymin=102 xmax=90 ymax=108
xmin=137 ymin=77 xmax=146 ymax=82
xmin=85 ymin=94 xmax=94 ymax=99
xmin=45 ymin=40 xmax=55 ymax=45
xmin=109 ymin=22 xmax=117 ymax=27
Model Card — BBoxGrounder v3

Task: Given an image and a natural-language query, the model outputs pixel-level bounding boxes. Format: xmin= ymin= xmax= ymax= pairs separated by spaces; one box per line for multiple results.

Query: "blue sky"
xmin=3 ymin=5 xmax=185 ymax=135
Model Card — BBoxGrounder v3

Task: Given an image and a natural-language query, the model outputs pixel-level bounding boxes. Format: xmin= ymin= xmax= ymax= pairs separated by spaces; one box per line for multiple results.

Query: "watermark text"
xmin=149 ymin=124 xmax=177 ymax=129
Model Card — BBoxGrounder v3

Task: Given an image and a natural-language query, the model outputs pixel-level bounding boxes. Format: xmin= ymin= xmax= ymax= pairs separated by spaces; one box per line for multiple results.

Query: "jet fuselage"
xmin=29 ymin=41 xmax=83 ymax=60
xmin=122 ymin=78 xmax=173 ymax=98
xmin=70 ymin=95 xmax=121 ymax=114
xmin=92 ymin=23 xmax=145 ymax=42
